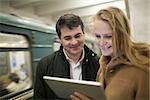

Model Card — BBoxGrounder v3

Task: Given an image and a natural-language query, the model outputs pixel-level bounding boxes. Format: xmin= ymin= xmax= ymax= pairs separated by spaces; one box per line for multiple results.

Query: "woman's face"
xmin=93 ymin=19 xmax=113 ymax=56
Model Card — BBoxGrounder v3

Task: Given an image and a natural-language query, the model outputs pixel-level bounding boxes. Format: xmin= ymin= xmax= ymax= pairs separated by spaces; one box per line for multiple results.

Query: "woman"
xmin=71 ymin=7 xmax=149 ymax=100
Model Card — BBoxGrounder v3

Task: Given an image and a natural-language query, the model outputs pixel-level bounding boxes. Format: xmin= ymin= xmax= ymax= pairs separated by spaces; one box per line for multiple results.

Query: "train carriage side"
xmin=0 ymin=13 xmax=57 ymax=99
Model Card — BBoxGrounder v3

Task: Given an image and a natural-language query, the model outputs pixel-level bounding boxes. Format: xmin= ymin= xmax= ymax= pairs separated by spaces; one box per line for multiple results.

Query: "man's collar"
xmin=63 ymin=48 xmax=85 ymax=63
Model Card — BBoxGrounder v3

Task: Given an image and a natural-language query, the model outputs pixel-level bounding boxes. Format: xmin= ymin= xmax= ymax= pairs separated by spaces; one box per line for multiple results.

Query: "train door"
xmin=0 ymin=32 xmax=32 ymax=99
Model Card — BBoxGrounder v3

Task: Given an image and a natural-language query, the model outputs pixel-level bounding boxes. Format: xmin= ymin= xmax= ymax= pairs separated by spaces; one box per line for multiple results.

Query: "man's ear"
xmin=59 ymin=39 xmax=62 ymax=44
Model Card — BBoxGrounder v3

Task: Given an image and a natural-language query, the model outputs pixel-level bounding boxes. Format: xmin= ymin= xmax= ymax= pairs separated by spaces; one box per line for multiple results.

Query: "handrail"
xmin=10 ymin=89 xmax=33 ymax=100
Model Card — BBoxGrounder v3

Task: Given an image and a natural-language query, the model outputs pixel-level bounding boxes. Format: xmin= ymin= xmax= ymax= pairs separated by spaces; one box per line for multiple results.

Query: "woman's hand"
xmin=70 ymin=92 xmax=92 ymax=100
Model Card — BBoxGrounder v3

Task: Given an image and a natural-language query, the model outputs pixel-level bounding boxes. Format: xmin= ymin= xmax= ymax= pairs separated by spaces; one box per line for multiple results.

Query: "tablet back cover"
xmin=44 ymin=76 xmax=106 ymax=100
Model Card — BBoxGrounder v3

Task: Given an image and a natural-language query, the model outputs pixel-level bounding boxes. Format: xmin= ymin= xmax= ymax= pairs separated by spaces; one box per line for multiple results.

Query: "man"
xmin=33 ymin=14 xmax=100 ymax=99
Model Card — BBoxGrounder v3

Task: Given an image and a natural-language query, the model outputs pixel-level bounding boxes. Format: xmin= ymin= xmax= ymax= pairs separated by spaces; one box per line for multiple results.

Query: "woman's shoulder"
xmin=121 ymin=65 xmax=149 ymax=77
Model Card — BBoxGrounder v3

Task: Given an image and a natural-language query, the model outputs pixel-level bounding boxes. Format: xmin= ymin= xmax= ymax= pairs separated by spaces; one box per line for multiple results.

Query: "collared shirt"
xmin=63 ymin=49 xmax=85 ymax=80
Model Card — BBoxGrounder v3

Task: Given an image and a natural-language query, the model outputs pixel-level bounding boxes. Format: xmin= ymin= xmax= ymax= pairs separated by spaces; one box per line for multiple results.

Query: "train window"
xmin=53 ymin=36 xmax=61 ymax=51
xmin=0 ymin=33 xmax=32 ymax=99
xmin=0 ymin=33 xmax=29 ymax=48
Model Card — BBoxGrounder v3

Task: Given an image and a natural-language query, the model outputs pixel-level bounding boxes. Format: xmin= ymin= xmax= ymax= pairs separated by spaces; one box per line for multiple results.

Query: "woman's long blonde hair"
xmin=95 ymin=7 xmax=150 ymax=72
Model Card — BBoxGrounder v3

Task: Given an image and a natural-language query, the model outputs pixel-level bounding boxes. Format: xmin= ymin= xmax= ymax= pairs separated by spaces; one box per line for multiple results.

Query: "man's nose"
xmin=71 ymin=38 xmax=78 ymax=44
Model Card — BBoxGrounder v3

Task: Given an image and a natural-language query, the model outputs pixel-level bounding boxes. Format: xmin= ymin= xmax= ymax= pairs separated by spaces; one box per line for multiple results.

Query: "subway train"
xmin=0 ymin=13 xmax=97 ymax=99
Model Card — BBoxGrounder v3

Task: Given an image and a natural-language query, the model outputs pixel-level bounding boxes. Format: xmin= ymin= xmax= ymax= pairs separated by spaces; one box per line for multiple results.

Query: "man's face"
xmin=60 ymin=25 xmax=85 ymax=57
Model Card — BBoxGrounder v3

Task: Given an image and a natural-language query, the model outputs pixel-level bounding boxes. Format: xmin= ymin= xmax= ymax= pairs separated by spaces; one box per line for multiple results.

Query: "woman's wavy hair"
xmin=95 ymin=7 xmax=150 ymax=72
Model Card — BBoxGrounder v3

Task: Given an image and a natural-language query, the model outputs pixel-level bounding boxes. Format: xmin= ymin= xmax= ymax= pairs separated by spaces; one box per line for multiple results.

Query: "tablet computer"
xmin=43 ymin=76 xmax=106 ymax=100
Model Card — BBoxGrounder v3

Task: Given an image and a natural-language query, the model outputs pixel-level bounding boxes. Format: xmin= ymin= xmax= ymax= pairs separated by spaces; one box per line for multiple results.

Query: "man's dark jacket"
xmin=33 ymin=45 xmax=100 ymax=99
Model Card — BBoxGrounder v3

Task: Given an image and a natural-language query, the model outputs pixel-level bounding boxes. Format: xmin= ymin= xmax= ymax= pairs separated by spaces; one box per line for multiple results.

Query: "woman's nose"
xmin=97 ymin=38 xmax=107 ymax=46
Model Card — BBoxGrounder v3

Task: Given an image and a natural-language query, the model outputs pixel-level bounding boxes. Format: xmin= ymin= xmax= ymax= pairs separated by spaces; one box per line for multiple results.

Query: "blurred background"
xmin=0 ymin=0 xmax=149 ymax=99
xmin=0 ymin=0 xmax=149 ymax=42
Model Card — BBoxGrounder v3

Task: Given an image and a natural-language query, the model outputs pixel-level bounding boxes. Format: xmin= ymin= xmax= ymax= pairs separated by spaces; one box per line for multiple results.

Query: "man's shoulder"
xmin=36 ymin=51 xmax=62 ymax=71
xmin=40 ymin=51 xmax=60 ymax=62
xmin=84 ymin=46 xmax=99 ymax=59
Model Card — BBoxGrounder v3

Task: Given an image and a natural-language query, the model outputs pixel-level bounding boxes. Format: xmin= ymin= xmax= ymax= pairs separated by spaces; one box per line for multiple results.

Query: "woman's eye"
xmin=95 ymin=33 xmax=112 ymax=39
xmin=105 ymin=35 xmax=112 ymax=38
xmin=95 ymin=34 xmax=101 ymax=38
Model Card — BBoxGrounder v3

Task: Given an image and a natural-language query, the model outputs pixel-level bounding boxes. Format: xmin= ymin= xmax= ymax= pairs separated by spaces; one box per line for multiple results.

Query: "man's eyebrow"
xmin=64 ymin=35 xmax=71 ymax=39
xmin=63 ymin=33 xmax=81 ymax=39
xmin=64 ymin=35 xmax=71 ymax=38
xmin=75 ymin=33 xmax=81 ymax=36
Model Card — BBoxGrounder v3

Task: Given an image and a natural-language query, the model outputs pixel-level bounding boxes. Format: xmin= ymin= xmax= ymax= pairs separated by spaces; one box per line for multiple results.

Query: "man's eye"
xmin=74 ymin=33 xmax=81 ymax=38
xmin=74 ymin=35 xmax=80 ymax=38
xmin=64 ymin=37 xmax=71 ymax=40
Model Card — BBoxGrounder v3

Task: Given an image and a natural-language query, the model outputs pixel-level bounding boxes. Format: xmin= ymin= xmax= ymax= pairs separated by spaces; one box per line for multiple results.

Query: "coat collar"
xmin=100 ymin=54 xmax=133 ymax=70
xmin=96 ymin=55 xmax=126 ymax=86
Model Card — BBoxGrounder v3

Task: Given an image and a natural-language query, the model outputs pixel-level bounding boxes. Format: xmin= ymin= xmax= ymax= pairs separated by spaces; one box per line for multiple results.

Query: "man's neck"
xmin=63 ymin=49 xmax=84 ymax=64
xmin=70 ymin=53 xmax=82 ymax=64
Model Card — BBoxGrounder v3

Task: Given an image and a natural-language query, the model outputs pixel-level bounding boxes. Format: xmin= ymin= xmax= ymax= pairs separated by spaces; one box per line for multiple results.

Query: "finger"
xmin=74 ymin=92 xmax=91 ymax=100
xmin=70 ymin=94 xmax=81 ymax=100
